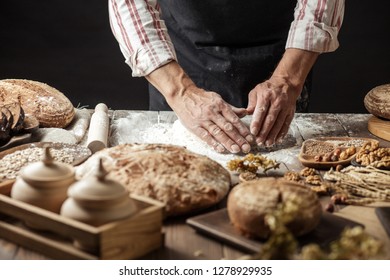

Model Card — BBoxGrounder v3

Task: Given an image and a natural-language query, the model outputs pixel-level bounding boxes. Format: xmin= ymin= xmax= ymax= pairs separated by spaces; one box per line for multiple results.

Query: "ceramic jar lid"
xmin=20 ymin=146 xmax=74 ymax=183
xmin=61 ymin=158 xmax=137 ymax=227
xmin=68 ymin=158 xmax=129 ymax=205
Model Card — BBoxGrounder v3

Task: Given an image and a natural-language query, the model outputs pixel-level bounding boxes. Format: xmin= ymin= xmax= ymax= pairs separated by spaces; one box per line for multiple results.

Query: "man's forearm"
xmin=271 ymin=48 xmax=319 ymax=91
xmin=145 ymin=61 xmax=196 ymax=105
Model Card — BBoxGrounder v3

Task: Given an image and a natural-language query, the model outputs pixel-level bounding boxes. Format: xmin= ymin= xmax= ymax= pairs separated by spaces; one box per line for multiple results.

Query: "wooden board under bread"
xmin=186 ymin=208 xmax=362 ymax=253
xmin=368 ymin=115 xmax=390 ymax=141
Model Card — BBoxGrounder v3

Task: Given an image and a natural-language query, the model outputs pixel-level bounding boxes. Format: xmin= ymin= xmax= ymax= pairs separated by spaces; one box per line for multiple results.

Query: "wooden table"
xmin=0 ymin=112 xmax=389 ymax=260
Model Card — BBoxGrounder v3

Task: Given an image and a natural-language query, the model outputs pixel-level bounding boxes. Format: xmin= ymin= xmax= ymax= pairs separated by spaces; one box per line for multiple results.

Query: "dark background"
xmin=1 ymin=1 xmax=389 ymax=112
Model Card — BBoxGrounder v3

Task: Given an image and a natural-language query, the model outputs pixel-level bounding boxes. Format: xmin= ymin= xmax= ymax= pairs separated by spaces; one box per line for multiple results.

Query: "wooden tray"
xmin=186 ymin=208 xmax=363 ymax=253
xmin=298 ymin=137 xmax=378 ymax=169
xmin=0 ymin=181 xmax=164 ymax=260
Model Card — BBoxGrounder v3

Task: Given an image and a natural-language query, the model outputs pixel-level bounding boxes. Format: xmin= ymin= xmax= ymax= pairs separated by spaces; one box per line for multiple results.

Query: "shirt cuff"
xmin=286 ymin=21 xmax=340 ymax=53
xmin=124 ymin=41 xmax=177 ymax=77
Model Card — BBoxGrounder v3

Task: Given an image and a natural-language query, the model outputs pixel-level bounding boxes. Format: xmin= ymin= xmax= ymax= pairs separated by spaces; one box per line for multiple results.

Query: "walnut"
xmin=305 ymin=175 xmax=322 ymax=185
xmin=355 ymin=143 xmax=390 ymax=168
xmin=299 ymin=167 xmax=317 ymax=177
xmin=311 ymin=184 xmax=329 ymax=196
xmin=284 ymin=171 xmax=301 ymax=182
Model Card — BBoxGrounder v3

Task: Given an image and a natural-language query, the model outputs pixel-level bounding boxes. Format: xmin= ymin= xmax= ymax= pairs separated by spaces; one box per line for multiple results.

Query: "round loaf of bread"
xmin=0 ymin=79 xmax=75 ymax=128
xmin=364 ymin=84 xmax=390 ymax=120
xmin=75 ymin=143 xmax=231 ymax=216
xmin=227 ymin=177 xmax=322 ymax=239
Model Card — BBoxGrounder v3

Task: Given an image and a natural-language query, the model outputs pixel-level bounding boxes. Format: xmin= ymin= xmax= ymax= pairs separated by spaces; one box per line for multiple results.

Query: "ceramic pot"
xmin=60 ymin=158 xmax=137 ymax=227
xmin=11 ymin=146 xmax=75 ymax=214
xmin=60 ymin=158 xmax=137 ymax=252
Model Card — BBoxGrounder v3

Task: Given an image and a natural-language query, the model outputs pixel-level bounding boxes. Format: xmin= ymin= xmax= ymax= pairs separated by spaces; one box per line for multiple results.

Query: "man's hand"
xmin=247 ymin=77 xmax=299 ymax=146
xmin=172 ymin=85 xmax=253 ymax=153
xmin=247 ymin=48 xmax=319 ymax=146
xmin=146 ymin=61 xmax=254 ymax=153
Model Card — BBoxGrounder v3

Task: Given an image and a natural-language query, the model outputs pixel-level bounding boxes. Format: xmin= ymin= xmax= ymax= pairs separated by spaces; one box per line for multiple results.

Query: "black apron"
xmin=149 ymin=0 xmax=310 ymax=112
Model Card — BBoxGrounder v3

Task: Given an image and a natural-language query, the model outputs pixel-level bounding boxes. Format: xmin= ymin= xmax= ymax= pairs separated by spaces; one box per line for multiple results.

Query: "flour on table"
xmin=29 ymin=108 xmax=90 ymax=145
xmin=110 ymin=114 xmax=299 ymax=167
xmin=31 ymin=128 xmax=78 ymax=144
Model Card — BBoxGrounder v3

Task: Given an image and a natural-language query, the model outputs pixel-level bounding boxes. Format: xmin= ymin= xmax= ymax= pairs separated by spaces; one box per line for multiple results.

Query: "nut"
xmin=305 ymin=175 xmax=322 ymax=185
xmin=299 ymin=167 xmax=317 ymax=177
xmin=330 ymin=154 xmax=339 ymax=162
xmin=339 ymin=151 xmax=349 ymax=160
xmin=284 ymin=171 xmax=301 ymax=182
xmin=335 ymin=164 xmax=343 ymax=172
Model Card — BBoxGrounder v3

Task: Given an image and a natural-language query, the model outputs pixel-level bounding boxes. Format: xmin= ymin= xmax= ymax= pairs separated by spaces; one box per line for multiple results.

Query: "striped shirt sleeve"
xmin=286 ymin=0 xmax=345 ymax=53
xmin=108 ymin=0 xmax=177 ymax=77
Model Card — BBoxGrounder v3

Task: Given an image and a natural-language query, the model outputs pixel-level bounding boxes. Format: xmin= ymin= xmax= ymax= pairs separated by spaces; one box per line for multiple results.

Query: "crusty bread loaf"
xmin=0 ymin=79 xmax=75 ymax=128
xmin=364 ymin=84 xmax=390 ymax=120
xmin=75 ymin=143 xmax=231 ymax=216
xmin=227 ymin=177 xmax=322 ymax=239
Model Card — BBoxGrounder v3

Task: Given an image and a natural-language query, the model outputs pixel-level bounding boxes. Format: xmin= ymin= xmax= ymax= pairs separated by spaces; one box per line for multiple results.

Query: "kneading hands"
xmin=146 ymin=49 xmax=318 ymax=154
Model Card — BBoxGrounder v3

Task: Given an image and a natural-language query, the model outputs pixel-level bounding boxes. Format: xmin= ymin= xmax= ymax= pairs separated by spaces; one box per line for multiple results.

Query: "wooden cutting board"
xmin=368 ymin=115 xmax=390 ymax=141
xmin=186 ymin=208 xmax=362 ymax=253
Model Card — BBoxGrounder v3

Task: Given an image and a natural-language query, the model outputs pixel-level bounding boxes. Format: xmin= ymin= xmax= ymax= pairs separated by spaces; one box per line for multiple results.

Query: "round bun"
xmin=227 ymin=177 xmax=322 ymax=239
xmin=75 ymin=143 xmax=231 ymax=216
xmin=0 ymin=79 xmax=75 ymax=128
xmin=364 ymin=84 xmax=390 ymax=120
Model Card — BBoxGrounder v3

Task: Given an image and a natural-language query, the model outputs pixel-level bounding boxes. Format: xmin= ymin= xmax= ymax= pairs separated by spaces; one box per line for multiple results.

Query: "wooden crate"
xmin=0 ymin=180 xmax=164 ymax=259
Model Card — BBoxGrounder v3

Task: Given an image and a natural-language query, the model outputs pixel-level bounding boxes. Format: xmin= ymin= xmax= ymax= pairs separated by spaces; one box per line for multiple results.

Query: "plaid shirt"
xmin=109 ymin=0 xmax=345 ymax=77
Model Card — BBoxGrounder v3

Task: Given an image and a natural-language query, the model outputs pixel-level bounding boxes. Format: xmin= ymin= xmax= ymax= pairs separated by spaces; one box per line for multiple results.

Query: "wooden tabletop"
xmin=0 ymin=112 xmax=389 ymax=260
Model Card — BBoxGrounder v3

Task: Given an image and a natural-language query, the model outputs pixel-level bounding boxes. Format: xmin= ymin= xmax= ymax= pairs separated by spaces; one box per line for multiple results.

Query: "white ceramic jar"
xmin=60 ymin=158 xmax=137 ymax=227
xmin=11 ymin=146 xmax=75 ymax=214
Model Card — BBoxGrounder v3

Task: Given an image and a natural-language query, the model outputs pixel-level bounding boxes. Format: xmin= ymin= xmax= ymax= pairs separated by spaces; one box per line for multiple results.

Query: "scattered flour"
xmin=110 ymin=114 xmax=301 ymax=168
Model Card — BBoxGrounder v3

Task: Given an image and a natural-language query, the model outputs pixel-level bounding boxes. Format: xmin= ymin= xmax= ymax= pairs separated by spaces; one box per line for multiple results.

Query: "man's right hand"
xmin=146 ymin=61 xmax=253 ymax=153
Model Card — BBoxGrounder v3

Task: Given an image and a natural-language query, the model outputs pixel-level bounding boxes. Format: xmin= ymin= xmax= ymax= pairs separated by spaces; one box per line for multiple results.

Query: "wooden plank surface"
xmin=0 ymin=112 xmax=389 ymax=260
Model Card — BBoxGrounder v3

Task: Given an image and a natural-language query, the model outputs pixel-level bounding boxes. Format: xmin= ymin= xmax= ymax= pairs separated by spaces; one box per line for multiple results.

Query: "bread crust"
xmin=0 ymin=79 xmax=75 ymax=128
xmin=227 ymin=178 xmax=322 ymax=239
xmin=75 ymin=143 xmax=231 ymax=216
xmin=364 ymin=84 xmax=390 ymax=120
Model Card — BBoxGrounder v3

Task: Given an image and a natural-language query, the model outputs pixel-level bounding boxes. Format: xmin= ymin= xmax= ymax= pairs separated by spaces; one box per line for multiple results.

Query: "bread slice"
xmin=3 ymin=102 xmax=24 ymax=133
xmin=0 ymin=110 xmax=11 ymax=144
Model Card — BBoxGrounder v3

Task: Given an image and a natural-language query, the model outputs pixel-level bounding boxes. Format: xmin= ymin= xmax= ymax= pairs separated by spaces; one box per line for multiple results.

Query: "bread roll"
xmin=0 ymin=79 xmax=75 ymax=128
xmin=364 ymin=84 xmax=390 ymax=120
xmin=75 ymin=143 xmax=231 ymax=216
xmin=227 ymin=177 xmax=322 ymax=239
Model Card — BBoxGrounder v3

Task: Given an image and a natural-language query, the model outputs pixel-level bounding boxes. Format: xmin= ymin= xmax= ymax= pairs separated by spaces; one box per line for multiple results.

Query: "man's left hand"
xmin=246 ymin=76 xmax=301 ymax=146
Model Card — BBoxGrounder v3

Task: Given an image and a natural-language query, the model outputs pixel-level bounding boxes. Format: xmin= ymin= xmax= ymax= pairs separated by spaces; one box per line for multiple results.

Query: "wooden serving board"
xmin=187 ymin=208 xmax=363 ymax=253
xmin=368 ymin=115 xmax=390 ymax=141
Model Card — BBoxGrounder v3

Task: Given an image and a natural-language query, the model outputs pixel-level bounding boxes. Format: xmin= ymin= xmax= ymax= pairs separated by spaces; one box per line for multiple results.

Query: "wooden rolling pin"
xmin=87 ymin=103 xmax=109 ymax=153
